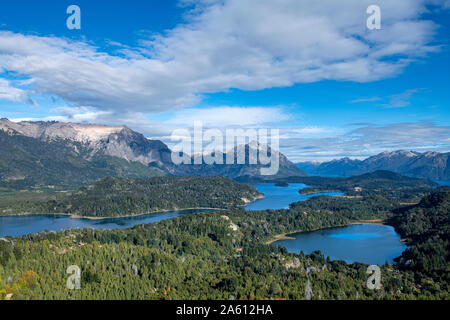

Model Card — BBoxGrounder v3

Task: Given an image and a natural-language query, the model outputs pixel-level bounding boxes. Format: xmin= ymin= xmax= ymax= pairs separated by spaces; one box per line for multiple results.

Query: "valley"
xmin=0 ymin=119 xmax=448 ymax=301
xmin=0 ymin=182 xmax=448 ymax=300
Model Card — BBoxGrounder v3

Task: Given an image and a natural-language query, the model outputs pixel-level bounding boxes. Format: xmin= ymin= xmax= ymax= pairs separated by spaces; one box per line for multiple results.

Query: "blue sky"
xmin=0 ymin=0 xmax=449 ymax=161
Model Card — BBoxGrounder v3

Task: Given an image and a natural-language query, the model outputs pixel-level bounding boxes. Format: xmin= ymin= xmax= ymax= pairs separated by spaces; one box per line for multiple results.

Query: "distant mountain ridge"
xmin=0 ymin=118 xmax=305 ymax=189
xmin=297 ymin=150 xmax=450 ymax=181
xmin=172 ymin=141 xmax=307 ymax=179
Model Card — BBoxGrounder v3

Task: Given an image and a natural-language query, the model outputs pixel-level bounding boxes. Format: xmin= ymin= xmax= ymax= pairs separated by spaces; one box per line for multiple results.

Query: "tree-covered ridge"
xmin=269 ymin=170 xmax=437 ymax=202
xmin=1 ymin=176 xmax=262 ymax=217
xmin=388 ymin=188 xmax=450 ymax=285
xmin=0 ymin=189 xmax=448 ymax=300
xmin=390 ymin=187 xmax=449 ymax=240
xmin=239 ymin=170 xmax=437 ymax=194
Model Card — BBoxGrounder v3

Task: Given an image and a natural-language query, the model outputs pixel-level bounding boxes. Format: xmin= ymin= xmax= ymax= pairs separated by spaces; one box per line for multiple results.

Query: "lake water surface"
xmin=0 ymin=209 xmax=214 ymax=237
xmin=274 ymin=224 xmax=407 ymax=265
xmin=245 ymin=183 xmax=343 ymax=210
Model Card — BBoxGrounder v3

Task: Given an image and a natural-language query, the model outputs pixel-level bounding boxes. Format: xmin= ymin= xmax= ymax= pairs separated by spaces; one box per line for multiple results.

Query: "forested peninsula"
xmin=0 ymin=176 xmax=263 ymax=218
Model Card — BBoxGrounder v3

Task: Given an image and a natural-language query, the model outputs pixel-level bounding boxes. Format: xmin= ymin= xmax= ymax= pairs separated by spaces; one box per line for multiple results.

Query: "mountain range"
xmin=2 ymin=118 xmax=445 ymax=189
xmin=297 ymin=150 xmax=450 ymax=181
xmin=171 ymin=141 xmax=304 ymax=179
xmin=0 ymin=118 xmax=305 ymax=189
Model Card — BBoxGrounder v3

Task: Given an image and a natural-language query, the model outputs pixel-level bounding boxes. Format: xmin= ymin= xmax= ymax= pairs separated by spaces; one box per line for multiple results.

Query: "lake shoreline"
xmin=266 ymin=219 xmax=387 ymax=245
xmin=0 ymin=207 xmax=224 ymax=220
xmin=349 ymin=219 xmax=385 ymax=225
xmin=299 ymin=189 xmax=341 ymax=195
xmin=0 ymin=194 xmax=265 ymax=220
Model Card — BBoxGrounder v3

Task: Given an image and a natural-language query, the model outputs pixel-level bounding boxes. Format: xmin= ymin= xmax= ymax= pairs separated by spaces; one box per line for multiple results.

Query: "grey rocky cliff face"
xmin=0 ymin=118 xmax=172 ymax=168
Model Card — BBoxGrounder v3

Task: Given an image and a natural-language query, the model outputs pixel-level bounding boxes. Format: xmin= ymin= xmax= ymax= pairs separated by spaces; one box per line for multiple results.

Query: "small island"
xmin=274 ymin=182 xmax=289 ymax=187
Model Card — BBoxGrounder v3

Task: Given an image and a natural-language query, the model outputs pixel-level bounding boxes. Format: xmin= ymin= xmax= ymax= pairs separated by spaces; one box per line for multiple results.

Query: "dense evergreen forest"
xmin=0 ymin=187 xmax=448 ymax=300
xmin=388 ymin=188 xmax=449 ymax=286
xmin=0 ymin=176 xmax=262 ymax=217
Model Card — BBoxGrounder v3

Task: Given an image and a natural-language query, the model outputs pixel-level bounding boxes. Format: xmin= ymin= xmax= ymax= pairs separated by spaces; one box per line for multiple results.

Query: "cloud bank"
xmin=0 ymin=0 xmax=445 ymax=113
xmin=282 ymin=122 xmax=450 ymax=161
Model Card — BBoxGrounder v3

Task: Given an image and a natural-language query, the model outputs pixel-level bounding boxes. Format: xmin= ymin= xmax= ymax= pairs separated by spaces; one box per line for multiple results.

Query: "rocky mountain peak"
xmin=0 ymin=118 xmax=127 ymax=142
xmin=0 ymin=118 xmax=172 ymax=167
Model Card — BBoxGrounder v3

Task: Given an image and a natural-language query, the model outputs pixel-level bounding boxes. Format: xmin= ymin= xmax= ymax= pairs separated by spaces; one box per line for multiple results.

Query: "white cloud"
xmin=166 ymin=106 xmax=291 ymax=127
xmin=0 ymin=0 xmax=446 ymax=114
xmin=350 ymin=96 xmax=381 ymax=103
xmin=49 ymin=106 xmax=113 ymax=122
xmin=350 ymin=88 xmax=425 ymax=107
xmin=382 ymin=88 xmax=425 ymax=108
xmin=0 ymin=78 xmax=36 ymax=105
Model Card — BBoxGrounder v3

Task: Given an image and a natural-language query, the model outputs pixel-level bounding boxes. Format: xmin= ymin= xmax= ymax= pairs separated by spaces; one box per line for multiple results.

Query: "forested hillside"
xmin=0 ymin=176 xmax=262 ymax=217
xmin=0 ymin=131 xmax=164 ymax=190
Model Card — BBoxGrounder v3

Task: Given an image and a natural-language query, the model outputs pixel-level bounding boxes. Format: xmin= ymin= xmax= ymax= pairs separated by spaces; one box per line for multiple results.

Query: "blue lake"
xmin=0 ymin=183 xmax=342 ymax=237
xmin=244 ymin=184 xmax=408 ymax=264
xmin=274 ymin=224 xmax=407 ymax=265
xmin=0 ymin=182 xmax=407 ymax=266
xmin=245 ymin=183 xmax=343 ymax=210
